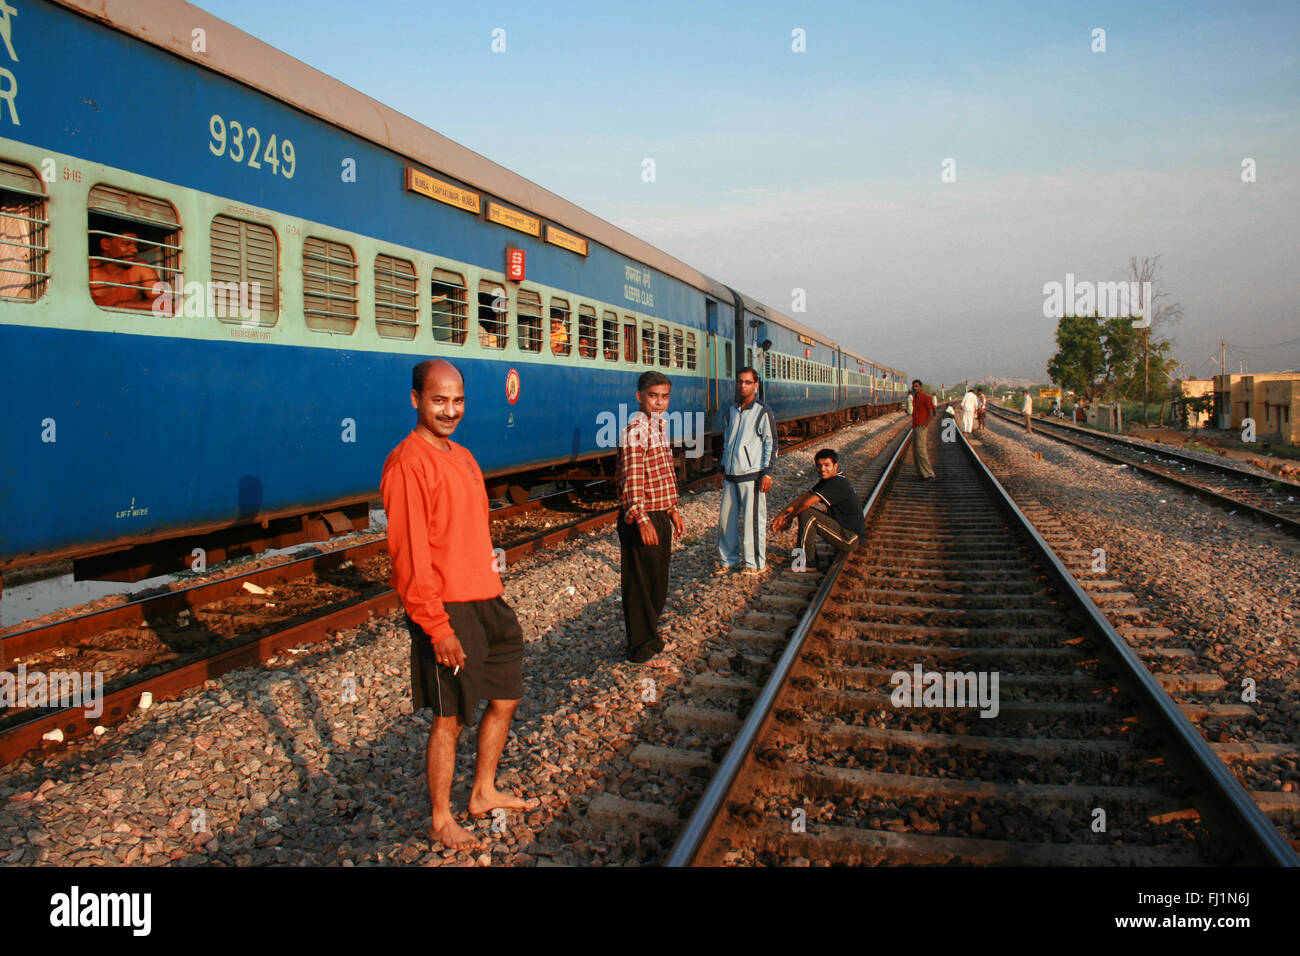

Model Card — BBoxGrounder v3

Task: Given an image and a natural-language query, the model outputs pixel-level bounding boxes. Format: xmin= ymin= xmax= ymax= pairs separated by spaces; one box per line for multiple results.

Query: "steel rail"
xmin=2 ymin=416 xmax=908 ymax=768
xmin=988 ymin=407 xmax=1300 ymax=538
xmin=992 ymin=406 xmax=1300 ymax=489
xmin=960 ymin=428 xmax=1298 ymax=866
xmin=666 ymin=426 xmax=914 ymax=867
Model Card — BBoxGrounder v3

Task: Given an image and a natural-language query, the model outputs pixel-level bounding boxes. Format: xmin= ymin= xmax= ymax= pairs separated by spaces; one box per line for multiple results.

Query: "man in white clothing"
xmin=960 ymin=388 xmax=978 ymax=434
xmin=1021 ymin=390 xmax=1034 ymax=433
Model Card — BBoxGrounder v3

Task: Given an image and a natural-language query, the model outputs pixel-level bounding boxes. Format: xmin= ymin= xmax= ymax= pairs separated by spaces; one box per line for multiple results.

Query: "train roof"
xmin=731 ymin=291 xmax=839 ymax=351
xmin=59 ymin=0 xmax=736 ymax=302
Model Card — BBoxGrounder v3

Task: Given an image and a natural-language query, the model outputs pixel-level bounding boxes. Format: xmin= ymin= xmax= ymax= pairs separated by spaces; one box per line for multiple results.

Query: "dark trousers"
xmin=617 ymin=510 xmax=672 ymax=662
xmin=796 ymin=509 xmax=860 ymax=560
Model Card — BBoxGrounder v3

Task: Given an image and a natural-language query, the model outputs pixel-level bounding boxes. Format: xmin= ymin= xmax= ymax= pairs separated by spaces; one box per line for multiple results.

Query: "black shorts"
xmin=407 ymin=596 xmax=524 ymax=725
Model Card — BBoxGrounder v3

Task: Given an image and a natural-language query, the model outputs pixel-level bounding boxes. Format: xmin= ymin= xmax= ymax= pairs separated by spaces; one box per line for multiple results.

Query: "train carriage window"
xmin=577 ymin=305 xmax=598 ymax=359
xmin=517 ymin=289 xmax=542 ymax=352
xmin=0 ymin=162 xmax=49 ymax=301
xmin=602 ymin=311 xmax=619 ymax=361
xmin=686 ymin=332 xmax=697 ymax=371
xmin=724 ymin=342 xmax=733 ymax=380
xmin=374 ymin=254 xmax=418 ymax=341
xmin=431 ymin=268 xmax=467 ymax=344
xmin=623 ymin=319 xmax=637 ymax=363
xmin=657 ymin=325 xmax=670 ymax=368
xmin=641 ymin=321 xmax=654 ymax=364
xmin=477 ymin=280 xmax=507 ymax=348
xmin=209 ymin=214 xmax=278 ymax=325
xmin=89 ymin=185 xmax=182 ymax=314
xmin=550 ymin=297 xmax=571 ymax=356
xmin=761 ymin=350 xmax=770 ymax=380
xmin=303 ymin=236 xmax=358 ymax=333
xmin=672 ymin=329 xmax=684 ymax=368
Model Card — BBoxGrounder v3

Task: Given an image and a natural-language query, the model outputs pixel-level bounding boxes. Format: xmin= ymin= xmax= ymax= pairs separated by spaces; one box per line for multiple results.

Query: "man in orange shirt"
xmin=381 ymin=359 xmax=535 ymax=850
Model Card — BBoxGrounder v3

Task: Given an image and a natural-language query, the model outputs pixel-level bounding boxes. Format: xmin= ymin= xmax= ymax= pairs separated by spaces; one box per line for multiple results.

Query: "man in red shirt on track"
xmin=910 ymin=379 xmax=937 ymax=480
xmin=381 ymin=359 xmax=536 ymax=850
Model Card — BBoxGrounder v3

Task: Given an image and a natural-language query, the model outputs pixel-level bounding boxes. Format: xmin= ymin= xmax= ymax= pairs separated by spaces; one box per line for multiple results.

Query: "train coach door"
xmin=705 ymin=299 xmax=719 ymax=416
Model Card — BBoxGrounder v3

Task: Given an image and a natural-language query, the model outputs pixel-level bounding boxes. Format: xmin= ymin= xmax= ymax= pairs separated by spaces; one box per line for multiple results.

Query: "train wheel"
xmin=508 ymin=485 xmax=529 ymax=505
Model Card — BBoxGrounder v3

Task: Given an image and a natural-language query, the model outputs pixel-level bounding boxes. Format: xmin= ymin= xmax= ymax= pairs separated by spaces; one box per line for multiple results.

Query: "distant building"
xmin=1177 ymin=379 xmax=1214 ymax=428
xmin=1213 ymin=373 xmax=1300 ymax=445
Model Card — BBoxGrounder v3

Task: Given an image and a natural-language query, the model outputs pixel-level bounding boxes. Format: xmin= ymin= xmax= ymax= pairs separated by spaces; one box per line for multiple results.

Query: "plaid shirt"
xmin=616 ymin=411 xmax=679 ymax=526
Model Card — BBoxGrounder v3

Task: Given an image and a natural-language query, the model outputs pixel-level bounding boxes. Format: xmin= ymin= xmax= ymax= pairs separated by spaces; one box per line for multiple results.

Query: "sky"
xmin=194 ymin=0 xmax=1300 ymax=386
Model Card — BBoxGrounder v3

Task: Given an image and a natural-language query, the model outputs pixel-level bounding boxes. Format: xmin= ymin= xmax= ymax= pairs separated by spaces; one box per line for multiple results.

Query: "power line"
xmin=1223 ymin=335 xmax=1300 ymax=352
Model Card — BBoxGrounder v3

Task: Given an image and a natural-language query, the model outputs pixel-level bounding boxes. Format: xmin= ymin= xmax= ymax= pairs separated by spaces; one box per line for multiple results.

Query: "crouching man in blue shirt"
xmin=772 ymin=448 xmax=866 ymax=571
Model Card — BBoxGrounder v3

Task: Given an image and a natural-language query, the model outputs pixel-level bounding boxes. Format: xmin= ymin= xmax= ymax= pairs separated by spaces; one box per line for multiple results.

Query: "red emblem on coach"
xmin=505 ymin=368 xmax=520 ymax=404
xmin=506 ymin=248 xmax=525 ymax=281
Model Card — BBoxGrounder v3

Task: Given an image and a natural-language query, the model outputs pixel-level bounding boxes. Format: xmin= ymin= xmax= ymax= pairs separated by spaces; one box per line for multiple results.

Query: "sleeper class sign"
xmin=405 ymin=168 xmax=481 ymax=213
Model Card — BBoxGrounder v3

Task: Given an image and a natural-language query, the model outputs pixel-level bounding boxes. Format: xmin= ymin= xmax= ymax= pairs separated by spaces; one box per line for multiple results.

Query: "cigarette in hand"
xmin=453 ymin=665 xmax=460 ymax=676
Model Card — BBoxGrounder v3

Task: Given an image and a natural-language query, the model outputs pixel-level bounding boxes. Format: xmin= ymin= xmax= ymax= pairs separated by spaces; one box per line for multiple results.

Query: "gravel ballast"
xmin=0 ymin=415 xmax=906 ymax=867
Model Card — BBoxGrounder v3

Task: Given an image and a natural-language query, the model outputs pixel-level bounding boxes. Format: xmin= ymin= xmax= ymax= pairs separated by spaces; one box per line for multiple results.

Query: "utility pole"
xmin=1220 ymin=341 xmax=1225 ymax=377
xmin=1142 ymin=326 xmax=1149 ymax=428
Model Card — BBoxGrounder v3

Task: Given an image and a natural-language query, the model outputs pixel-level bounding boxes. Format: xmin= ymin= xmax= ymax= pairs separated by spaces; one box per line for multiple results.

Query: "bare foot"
xmin=469 ymin=786 xmax=542 ymax=816
xmin=430 ymin=818 xmax=483 ymax=850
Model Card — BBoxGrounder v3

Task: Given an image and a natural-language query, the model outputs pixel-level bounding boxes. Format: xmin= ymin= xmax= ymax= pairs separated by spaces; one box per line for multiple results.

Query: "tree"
xmin=1047 ymin=314 xmax=1107 ymax=401
xmin=1126 ymin=256 xmax=1184 ymax=424
xmin=1047 ymin=257 xmax=1184 ymax=412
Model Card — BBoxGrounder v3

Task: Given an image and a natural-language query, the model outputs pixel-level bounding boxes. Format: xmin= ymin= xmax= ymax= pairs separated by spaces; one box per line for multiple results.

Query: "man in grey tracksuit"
xmin=718 ymin=367 xmax=777 ymax=573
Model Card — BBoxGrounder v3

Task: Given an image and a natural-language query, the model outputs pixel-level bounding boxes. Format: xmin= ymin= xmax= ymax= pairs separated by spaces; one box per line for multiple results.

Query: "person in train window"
xmin=717 ymin=366 xmax=777 ymax=574
xmin=615 ymin=370 xmax=685 ymax=666
xmin=88 ymin=231 xmax=164 ymax=309
xmin=381 ymin=359 xmax=538 ymax=850
xmin=772 ymin=448 xmax=867 ymax=569
xmin=550 ymin=317 xmax=569 ymax=355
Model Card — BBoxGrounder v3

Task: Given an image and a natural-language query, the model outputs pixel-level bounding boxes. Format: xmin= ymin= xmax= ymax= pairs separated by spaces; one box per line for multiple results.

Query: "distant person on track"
xmin=772 ymin=448 xmax=866 ymax=570
xmin=1021 ymin=390 xmax=1034 ymax=433
xmin=381 ymin=358 xmax=537 ymax=851
xmin=616 ymin=370 xmax=686 ymax=666
xmin=961 ymin=387 xmax=978 ymax=434
xmin=717 ymin=366 xmax=777 ymax=575
xmin=976 ymin=389 xmax=987 ymax=430
xmin=910 ymin=379 xmax=936 ymax=480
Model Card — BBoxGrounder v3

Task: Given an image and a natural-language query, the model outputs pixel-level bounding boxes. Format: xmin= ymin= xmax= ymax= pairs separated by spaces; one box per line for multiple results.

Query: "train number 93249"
xmin=208 ymin=113 xmax=296 ymax=179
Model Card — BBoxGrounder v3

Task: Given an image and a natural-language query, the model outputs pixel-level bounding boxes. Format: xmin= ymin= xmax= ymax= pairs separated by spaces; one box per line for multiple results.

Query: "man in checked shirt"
xmin=616 ymin=370 xmax=686 ymax=666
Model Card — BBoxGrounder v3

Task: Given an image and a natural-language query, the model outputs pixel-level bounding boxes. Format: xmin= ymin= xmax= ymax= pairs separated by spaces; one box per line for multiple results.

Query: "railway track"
xmin=668 ymin=426 xmax=1297 ymax=866
xmin=987 ymin=406 xmax=1300 ymax=538
xmin=0 ymin=415 xmax=891 ymax=767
